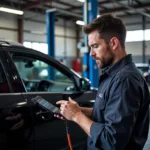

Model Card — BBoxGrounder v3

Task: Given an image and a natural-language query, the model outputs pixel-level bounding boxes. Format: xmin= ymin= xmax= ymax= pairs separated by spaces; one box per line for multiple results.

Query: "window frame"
xmin=0 ymin=49 xmax=12 ymax=93
xmin=7 ymin=47 xmax=80 ymax=92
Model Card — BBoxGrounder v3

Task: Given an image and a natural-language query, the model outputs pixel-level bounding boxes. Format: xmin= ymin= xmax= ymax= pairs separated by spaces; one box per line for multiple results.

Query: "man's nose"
xmin=90 ymin=49 xmax=95 ymax=56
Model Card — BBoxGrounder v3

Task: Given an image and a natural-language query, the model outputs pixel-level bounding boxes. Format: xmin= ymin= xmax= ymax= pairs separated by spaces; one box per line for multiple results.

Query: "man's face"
xmin=88 ymin=30 xmax=115 ymax=69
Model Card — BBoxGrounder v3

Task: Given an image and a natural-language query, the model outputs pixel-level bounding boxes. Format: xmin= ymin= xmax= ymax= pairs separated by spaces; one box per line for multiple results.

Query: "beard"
xmin=96 ymin=45 xmax=115 ymax=69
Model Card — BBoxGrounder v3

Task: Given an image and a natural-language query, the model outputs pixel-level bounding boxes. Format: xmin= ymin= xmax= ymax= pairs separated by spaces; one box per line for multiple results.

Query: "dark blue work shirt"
xmin=87 ymin=54 xmax=150 ymax=150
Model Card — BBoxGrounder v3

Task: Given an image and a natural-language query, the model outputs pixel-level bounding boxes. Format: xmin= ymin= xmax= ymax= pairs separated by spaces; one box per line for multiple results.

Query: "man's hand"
xmin=55 ymin=97 xmax=81 ymax=121
xmin=55 ymin=97 xmax=94 ymax=136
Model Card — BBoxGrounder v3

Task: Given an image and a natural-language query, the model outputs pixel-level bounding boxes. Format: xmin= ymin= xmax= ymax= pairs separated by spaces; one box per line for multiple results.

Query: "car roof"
xmin=135 ymin=63 xmax=149 ymax=67
xmin=0 ymin=40 xmax=41 ymax=54
xmin=0 ymin=40 xmax=24 ymax=47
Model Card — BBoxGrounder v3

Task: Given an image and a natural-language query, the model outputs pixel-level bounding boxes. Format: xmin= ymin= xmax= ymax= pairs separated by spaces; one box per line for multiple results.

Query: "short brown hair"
xmin=83 ymin=14 xmax=126 ymax=48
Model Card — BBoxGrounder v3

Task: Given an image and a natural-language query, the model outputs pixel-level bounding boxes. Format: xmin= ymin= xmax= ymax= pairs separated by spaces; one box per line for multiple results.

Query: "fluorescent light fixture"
xmin=76 ymin=16 xmax=100 ymax=25
xmin=77 ymin=0 xmax=84 ymax=2
xmin=31 ymin=31 xmax=45 ymax=35
xmin=0 ymin=7 xmax=23 ymax=15
xmin=76 ymin=20 xmax=85 ymax=26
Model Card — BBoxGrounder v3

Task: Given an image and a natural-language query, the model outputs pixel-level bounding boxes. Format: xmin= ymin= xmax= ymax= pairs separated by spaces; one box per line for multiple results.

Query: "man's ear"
xmin=109 ymin=37 xmax=119 ymax=50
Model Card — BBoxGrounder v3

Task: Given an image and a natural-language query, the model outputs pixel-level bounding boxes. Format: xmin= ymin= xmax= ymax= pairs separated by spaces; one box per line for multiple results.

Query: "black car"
xmin=135 ymin=63 xmax=150 ymax=85
xmin=0 ymin=41 xmax=97 ymax=150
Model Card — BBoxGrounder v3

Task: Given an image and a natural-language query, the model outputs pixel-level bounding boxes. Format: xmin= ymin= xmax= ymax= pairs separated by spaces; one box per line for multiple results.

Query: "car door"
xmin=6 ymin=47 xmax=96 ymax=150
xmin=0 ymin=49 xmax=35 ymax=150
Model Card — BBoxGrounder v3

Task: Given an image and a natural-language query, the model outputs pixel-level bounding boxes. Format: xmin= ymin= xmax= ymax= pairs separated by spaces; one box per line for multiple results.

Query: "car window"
xmin=0 ymin=64 xmax=10 ymax=93
xmin=135 ymin=63 xmax=149 ymax=75
xmin=11 ymin=54 xmax=75 ymax=92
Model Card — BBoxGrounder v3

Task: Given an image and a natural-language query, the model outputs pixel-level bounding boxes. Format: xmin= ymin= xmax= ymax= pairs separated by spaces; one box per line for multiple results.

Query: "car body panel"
xmin=0 ymin=43 xmax=97 ymax=150
xmin=0 ymin=93 xmax=34 ymax=150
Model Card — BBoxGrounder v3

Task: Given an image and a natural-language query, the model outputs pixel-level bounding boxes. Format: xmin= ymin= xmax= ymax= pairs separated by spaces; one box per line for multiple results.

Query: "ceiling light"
xmin=30 ymin=31 xmax=45 ymax=35
xmin=0 ymin=7 xmax=24 ymax=15
xmin=77 ymin=0 xmax=84 ymax=2
xmin=76 ymin=16 xmax=100 ymax=25
xmin=76 ymin=20 xmax=85 ymax=26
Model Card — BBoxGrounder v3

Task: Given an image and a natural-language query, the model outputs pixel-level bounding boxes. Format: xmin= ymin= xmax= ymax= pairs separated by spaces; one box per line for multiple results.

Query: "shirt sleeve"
xmin=90 ymin=76 xmax=141 ymax=150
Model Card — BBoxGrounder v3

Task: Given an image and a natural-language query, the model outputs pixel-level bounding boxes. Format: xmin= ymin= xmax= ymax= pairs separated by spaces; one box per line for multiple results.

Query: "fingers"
xmin=55 ymin=100 xmax=68 ymax=120
xmin=54 ymin=114 xmax=65 ymax=120
xmin=60 ymin=104 xmax=66 ymax=110
xmin=55 ymin=97 xmax=79 ymax=121
xmin=56 ymin=97 xmax=75 ymax=105
xmin=68 ymin=97 xmax=75 ymax=103
xmin=56 ymin=100 xmax=67 ymax=105
xmin=56 ymin=100 xmax=70 ymax=107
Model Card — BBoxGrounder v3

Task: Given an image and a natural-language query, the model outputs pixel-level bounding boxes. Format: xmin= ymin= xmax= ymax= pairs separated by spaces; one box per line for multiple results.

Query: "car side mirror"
xmin=80 ymin=78 xmax=91 ymax=91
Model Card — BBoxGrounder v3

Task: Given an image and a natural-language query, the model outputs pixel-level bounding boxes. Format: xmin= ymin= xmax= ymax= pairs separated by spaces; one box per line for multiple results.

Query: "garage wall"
xmin=0 ymin=11 xmax=77 ymax=68
xmin=126 ymin=41 xmax=150 ymax=63
xmin=0 ymin=12 xmax=150 ymax=65
xmin=121 ymin=14 xmax=150 ymax=63
xmin=23 ymin=14 xmax=77 ymax=58
xmin=0 ymin=12 xmax=18 ymax=41
xmin=23 ymin=11 xmax=77 ymax=68
xmin=121 ymin=14 xmax=150 ymax=30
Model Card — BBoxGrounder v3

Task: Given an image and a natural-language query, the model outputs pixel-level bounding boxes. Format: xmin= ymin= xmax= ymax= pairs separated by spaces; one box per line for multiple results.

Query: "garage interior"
xmin=0 ymin=0 xmax=150 ymax=150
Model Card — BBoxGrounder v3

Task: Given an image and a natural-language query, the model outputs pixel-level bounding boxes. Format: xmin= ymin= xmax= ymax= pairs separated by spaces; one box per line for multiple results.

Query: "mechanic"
xmin=55 ymin=14 xmax=150 ymax=150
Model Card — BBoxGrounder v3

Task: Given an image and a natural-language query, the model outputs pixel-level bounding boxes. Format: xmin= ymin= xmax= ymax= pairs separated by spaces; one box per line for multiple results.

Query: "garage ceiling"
xmin=0 ymin=0 xmax=150 ymax=21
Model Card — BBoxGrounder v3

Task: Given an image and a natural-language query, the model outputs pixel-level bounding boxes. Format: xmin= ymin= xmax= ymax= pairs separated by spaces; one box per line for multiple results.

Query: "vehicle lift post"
xmin=46 ymin=9 xmax=56 ymax=81
xmin=83 ymin=0 xmax=99 ymax=88
xmin=46 ymin=9 xmax=82 ymax=81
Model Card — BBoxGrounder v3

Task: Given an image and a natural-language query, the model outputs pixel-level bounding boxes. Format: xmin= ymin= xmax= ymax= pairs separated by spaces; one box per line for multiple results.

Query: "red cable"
xmin=65 ymin=121 xmax=73 ymax=150
xmin=67 ymin=133 xmax=73 ymax=150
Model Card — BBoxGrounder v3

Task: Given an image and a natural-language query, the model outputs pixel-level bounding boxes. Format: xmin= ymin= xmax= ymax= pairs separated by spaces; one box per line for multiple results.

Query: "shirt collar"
xmin=103 ymin=54 xmax=133 ymax=76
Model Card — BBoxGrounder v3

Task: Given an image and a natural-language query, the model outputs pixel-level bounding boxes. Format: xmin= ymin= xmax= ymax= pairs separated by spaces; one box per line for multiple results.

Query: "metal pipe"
xmin=84 ymin=0 xmax=88 ymax=47
xmin=142 ymin=16 xmax=146 ymax=63
xmin=64 ymin=19 xmax=67 ymax=60
xmin=17 ymin=18 xmax=23 ymax=44
xmin=115 ymin=0 xmax=150 ymax=18
xmin=47 ymin=8 xmax=82 ymax=19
